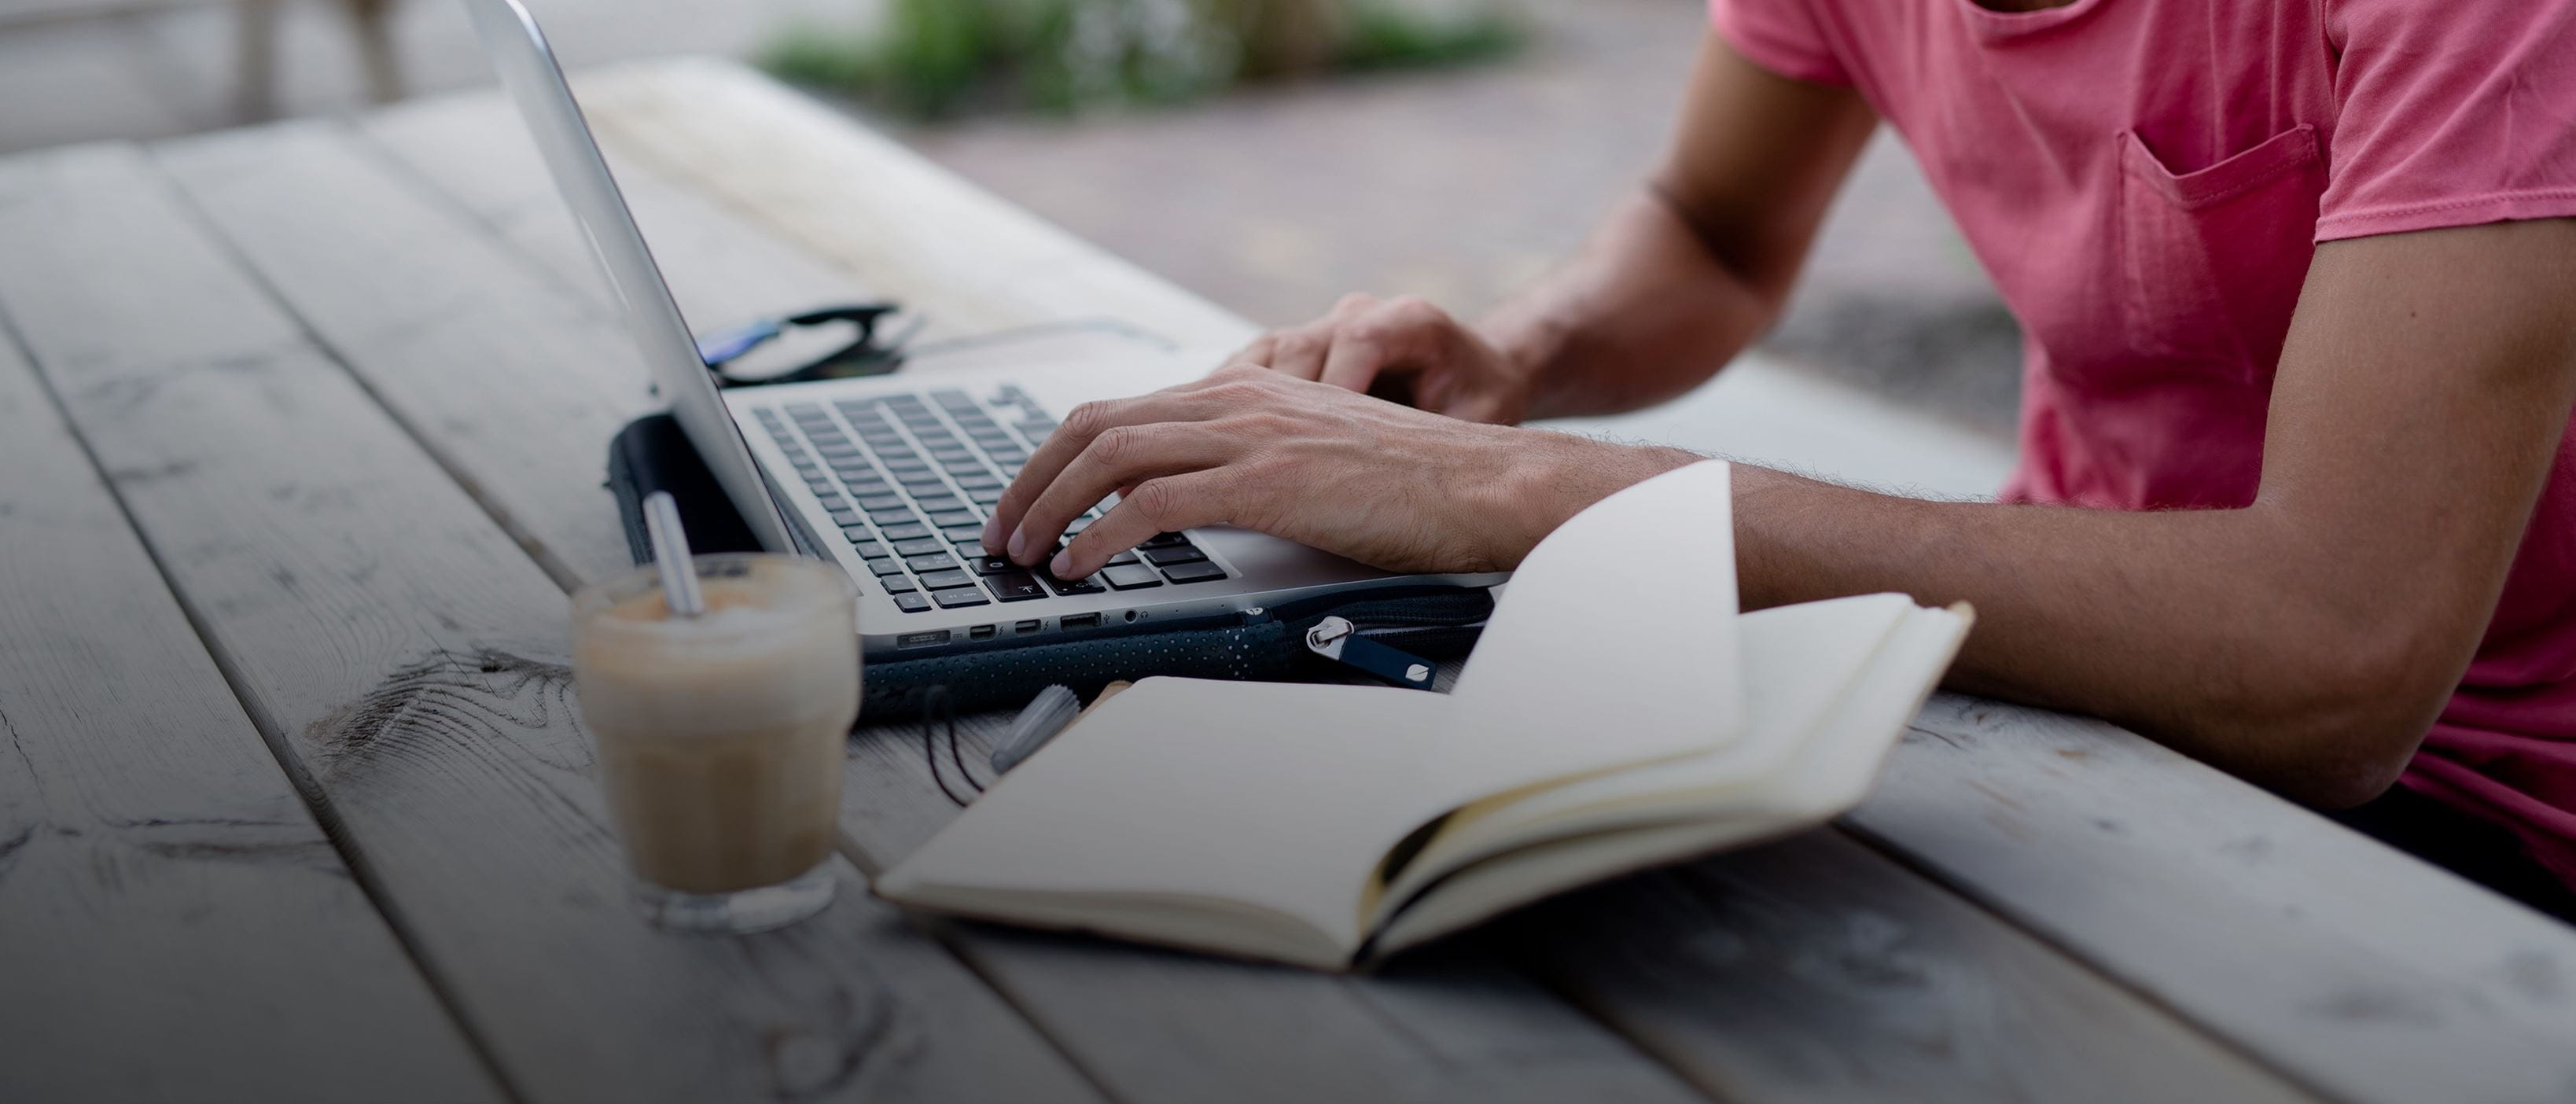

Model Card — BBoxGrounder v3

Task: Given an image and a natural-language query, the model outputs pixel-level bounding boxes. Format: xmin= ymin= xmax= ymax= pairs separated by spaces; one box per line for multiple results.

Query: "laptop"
xmin=463 ymin=0 xmax=1504 ymax=659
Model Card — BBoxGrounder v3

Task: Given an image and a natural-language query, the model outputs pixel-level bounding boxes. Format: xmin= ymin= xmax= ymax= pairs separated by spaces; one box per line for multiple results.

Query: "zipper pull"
xmin=1305 ymin=616 xmax=1438 ymax=690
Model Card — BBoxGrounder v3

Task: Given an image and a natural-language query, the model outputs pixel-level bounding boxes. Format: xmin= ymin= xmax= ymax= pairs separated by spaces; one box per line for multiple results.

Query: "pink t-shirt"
xmin=1710 ymin=0 xmax=2576 ymax=884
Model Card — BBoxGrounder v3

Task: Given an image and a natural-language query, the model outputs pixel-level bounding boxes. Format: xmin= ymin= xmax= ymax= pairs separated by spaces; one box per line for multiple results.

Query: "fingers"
xmin=1006 ymin=422 xmax=1235 ymax=566
xmin=982 ymin=385 xmax=1227 ymax=556
xmin=1051 ymin=471 xmax=1236 ymax=580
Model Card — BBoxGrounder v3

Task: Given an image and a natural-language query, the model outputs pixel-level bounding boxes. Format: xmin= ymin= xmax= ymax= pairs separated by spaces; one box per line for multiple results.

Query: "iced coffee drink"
xmin=571 ymin=554 xmax=858 ymax=933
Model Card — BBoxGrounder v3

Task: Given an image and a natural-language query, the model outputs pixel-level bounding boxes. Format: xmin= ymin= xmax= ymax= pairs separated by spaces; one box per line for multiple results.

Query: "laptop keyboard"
xmin=751 ymin=388 xmax=1228 ymax=613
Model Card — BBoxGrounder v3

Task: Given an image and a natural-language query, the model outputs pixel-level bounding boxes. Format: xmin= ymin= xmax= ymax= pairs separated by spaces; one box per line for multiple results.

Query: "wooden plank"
xmin=240 ymin=88 xmax=1713 ymax=1104
xmin=1853 ymin=697 xmax=2576 ymax=1104
xmin=1518 ymin=834 xmax=2311 ymax=1104
xmin=0 ymin=140 xmax=1103 ymax=1104
xmin=355 ymin=83 xmax=2317 ymax=1103
xmin=0 ymin=324 xmax=501 ymax=1103
xmin=585 ymin=60 xmax=2576 ymax=1104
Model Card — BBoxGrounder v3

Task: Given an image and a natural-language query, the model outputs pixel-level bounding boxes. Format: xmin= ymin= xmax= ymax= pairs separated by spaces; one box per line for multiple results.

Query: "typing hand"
xmin=1231 ymin=293 xmax=1535 ymax=425
xmin=980 ymin=364 xmax=1695 ymax=580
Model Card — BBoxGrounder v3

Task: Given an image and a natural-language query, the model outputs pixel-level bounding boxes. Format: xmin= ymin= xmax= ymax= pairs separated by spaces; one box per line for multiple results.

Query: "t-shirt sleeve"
xmin=1708 ymin=0 xmax=1851 ymax=87
xmin=2314 ymin=1 xmax=2576 ymax=241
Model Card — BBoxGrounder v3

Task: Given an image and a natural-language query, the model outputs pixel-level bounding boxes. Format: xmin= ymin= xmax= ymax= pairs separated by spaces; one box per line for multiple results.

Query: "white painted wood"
xmin=1524 ymin=832 xmax=2314 ymax=1104
xmin=0 ymin=140 xmax=1102 ymax=1104
xmin=1853 ymin=697 xmax=2576 ymax=1104
xmin=0 ymin=326 xmax=502 ymax=1104
xmin=358 ymin=77 xmax=2321 ymax=1103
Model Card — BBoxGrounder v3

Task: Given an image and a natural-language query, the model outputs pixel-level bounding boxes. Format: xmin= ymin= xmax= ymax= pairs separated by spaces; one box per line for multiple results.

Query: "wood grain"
xmin=355 ymin=79 xmax=2320 ymax=1103
xmin=0 ymin=140 xmax=1102 ymax=1104
xmin=0 ymin=318 xmax=501 ymax=1103
xmin=1516 ymin=834 xmax=2312 ymax=1104
xmin=1851 ymin=697 xmax=2576 ymax=1104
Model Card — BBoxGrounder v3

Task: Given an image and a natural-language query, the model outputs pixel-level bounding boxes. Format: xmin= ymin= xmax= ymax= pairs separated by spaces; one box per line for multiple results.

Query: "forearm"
xmin=1725 ymin=465 xmax=2491 ymax=806
xmin=1477 ymin=188 xmax=1778 ymax=420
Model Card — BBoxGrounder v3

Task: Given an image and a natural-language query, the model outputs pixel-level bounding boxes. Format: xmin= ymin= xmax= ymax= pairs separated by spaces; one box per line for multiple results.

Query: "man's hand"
xmin=979 ymin=363 xmax=1696 ymax=580
xmin=1232 ymin=293 xmax=1536 ymax=424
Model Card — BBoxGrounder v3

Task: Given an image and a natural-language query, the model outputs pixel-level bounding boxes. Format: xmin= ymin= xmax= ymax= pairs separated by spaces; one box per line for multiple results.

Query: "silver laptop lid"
xmin=461 ymin=0 xmax=797 ymax=553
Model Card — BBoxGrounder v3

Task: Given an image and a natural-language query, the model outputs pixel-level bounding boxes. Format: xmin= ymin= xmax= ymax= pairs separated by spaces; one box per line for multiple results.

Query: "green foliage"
xmin=762 ymin=0 xmax=1525 ymax=120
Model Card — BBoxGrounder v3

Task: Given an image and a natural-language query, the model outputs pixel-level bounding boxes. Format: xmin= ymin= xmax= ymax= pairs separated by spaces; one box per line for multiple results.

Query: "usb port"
xmin=898 ymin=631 xmax=951 ymax=650
xmin=969 ymin=624 xmax=996 ymax=641
xmin=1061 ymin=613 xmax=1100 ymax=630
xmin=1015 ymin=620 xmax=1042 ymax=634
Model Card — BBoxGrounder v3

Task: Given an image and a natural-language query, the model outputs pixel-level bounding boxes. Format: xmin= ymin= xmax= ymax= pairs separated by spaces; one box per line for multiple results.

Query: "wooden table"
xmin=3 ymin=59 xmax=2573 ymax=1104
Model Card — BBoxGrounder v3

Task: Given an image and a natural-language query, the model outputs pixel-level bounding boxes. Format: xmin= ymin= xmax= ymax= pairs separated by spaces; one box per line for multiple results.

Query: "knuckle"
xmin=1389 ymin=296 xmax=1444 ymax=326
xmin=1333 ymin=292 xmax=1378 ymax=315
xmin=1127 ymin=479 xmax=1182 ymax=528
xmin=1061 ymin=400 xmax=1114 ymax=440
xmin=1090 ymin=424 xmax=1142 ymax=467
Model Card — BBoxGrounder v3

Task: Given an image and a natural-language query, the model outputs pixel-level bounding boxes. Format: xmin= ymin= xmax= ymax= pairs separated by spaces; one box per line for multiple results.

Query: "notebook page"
xmin=1370 ymin=604 xmax=1973 ymax=955
xmin=1382 ymin=594 xmax=1912 ymax=907
xmin=1426 ymin=461 xmax=1746 ymax=812
xmin=877 ymin=678 xmax=1451 ymax=954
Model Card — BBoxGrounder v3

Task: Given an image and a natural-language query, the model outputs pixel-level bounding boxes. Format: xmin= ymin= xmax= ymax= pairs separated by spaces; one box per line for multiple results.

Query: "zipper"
xmin=1305 ymin=616 xmax=1441 ymax=690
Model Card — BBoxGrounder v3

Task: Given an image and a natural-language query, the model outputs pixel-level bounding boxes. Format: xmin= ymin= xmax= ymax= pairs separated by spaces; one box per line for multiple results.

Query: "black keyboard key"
xmin=1162 ymin=560 xmax=1227 ymax=584
xmin=897 ymin=470 xmax=949 ymax=488
xmin=1142 ymin=544 xmax=1206 ymax=567
xmin=927 ymin=510 xmax=981 ymax=528
xmin=868 ymin=506 xmax=922 ymax=527
xmin=876 ymin=448 xmax=919 ymax=463
xmin=955 ymin=473 xmax=1002 ymax=491
xmin=918 ymin=569 xmax=976 ymax=591
xmin=814 ymin=495 xmax=853 ymax=514
xmin=826 ymin=510 xmax=863 ymax=528
xmin=984 ymin=572 xmax=1049 ymax=602
xmin=1040 ymin=569 xmax=1105 ymax=596
xmin=1102 ymin=564 xmax=1164 ymax=591
xmin=857 ymin=494 xmax=907 ymax=511
xmin=1106 ymin=550 xmax=1141 ymax=567
xmin=844 ymin=480 xmax=893 ymax=499
xmin=933 ymin=388 xmax=977 ymax=410
xmin=942 ymin=524 xmax=987 ymax=543
xmin=894 ymin=591 xmax=933 ymax=613
xmin=869 ymin=558 xmax=908 ymax=577
xmin=933 ymin=587 xmax=989 ymax=609
xmin=988 ymin=447 xmax=1029 ymax=464
xmin=879 ymin=573 xmax=918 ymax=594
xmin=848 ymin=538 xmax=886 ymax=559
xmin=968 ymin=487 xmax=1005 ymax=505
xmin=906 ymin=553 xmax=959 ymax=573
xmin=912 ymin=495 xmax=966 ymax=514
xmin=967 ymin=554 xmax=1018 ymax=576
xmin=892 ymin=538 xmax=947 ymax=557
xmin=881 ymin=524 xmax=933 ymax=542
xmin=1141 ymin=532 xmax=1191 ymax=549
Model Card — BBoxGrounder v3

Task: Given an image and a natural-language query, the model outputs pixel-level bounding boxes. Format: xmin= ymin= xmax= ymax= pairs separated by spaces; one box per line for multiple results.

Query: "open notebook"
xmin=876 ymin=462 xmax=1972 ymax=970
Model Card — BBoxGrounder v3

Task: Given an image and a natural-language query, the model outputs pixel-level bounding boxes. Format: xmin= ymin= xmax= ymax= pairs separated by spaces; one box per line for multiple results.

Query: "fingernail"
xmin=981 ymin=515 xmax=1001 ymax=550
xmin=1050 ymin=550 xmax=1076 ymax=579
xmin=1006 ymin=528 xmax=1029 ymax=561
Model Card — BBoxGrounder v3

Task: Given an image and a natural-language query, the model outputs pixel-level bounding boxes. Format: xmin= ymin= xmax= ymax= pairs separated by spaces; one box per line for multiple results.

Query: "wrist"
xmin=1473 ymin=430 xmax=1700 ymax=569
xmin=1473 ymin=310 xmax=1569 ymax=421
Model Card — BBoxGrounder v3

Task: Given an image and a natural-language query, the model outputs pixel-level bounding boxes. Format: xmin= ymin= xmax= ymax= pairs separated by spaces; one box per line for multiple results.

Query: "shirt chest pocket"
xmin=2117 ymin=124 xmax=2325 ymax=381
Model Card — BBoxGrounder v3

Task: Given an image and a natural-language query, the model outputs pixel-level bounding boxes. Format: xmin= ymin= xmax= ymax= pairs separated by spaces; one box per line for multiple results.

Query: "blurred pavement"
xmin=2 ymin=0 xmax=2022 ymax=466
